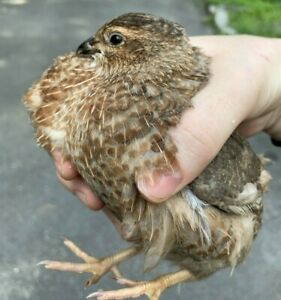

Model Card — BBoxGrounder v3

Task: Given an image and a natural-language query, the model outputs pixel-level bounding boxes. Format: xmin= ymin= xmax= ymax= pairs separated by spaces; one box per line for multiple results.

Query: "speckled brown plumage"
xmin=24 ymin=13 xmax=271 ymax=300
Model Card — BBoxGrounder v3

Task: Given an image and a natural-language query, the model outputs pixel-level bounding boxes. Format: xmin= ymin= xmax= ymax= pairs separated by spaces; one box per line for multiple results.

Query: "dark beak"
xmin=76 ymin=37 xmax=101 ymax=56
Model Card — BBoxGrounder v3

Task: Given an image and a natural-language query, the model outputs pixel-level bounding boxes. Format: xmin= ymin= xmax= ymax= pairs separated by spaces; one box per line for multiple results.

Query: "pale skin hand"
xmin=53 ymin=35 xmax=281 ymax=208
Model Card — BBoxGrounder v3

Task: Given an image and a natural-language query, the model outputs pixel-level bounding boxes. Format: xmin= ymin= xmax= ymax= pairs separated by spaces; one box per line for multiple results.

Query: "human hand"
xmin=137 ymin=35 xmax=281 ymax=202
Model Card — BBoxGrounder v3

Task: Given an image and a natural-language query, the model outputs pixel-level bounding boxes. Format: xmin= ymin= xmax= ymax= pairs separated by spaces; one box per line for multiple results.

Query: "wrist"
xmin=259 ymin=38 xmax=281 ymax=140
xmin=261 ymin=37 xmax=281 ymax=97
xmin=249 ymin=37 xmax=280 ymax=109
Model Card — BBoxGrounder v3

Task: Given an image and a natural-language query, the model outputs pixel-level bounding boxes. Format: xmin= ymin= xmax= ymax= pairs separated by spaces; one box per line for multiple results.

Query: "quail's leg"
xmin=88 ymin=269 xmax=195 ymax=300
xmin=38 ymin=238 xmax=139 ymax=287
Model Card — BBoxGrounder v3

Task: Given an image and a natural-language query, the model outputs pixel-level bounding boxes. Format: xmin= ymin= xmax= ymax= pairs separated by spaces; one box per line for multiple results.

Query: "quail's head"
xmin=76 ymin=13 xmax=192 ymax=75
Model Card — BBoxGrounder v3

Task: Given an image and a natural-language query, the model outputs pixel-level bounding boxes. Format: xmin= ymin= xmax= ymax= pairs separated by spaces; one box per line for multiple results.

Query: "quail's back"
xmin=24 ymin=13 xmax=271 ymax=299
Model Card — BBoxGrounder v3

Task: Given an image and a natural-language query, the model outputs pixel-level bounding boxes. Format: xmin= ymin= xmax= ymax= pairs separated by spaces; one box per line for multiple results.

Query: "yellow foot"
xmin=87 ymin=282 xmax=162 ymax=300
xmin=38 ymin=238 xmax=139 ymax=287
xmin=88 ymin=269 xmax=194 ymax=300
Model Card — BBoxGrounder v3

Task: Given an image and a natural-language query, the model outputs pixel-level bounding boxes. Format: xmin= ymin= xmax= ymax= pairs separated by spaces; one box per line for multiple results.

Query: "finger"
xmin=52 ymin=150 xmax=79 ymax=180
xmin=57 ymin=173 xmax=104 ymax=211
xmin=138 ymin=56 xmax=256 ymax=202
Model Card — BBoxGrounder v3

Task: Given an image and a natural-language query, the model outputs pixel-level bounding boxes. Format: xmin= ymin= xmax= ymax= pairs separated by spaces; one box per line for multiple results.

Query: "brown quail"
xmin=23 ymin=13 xmax=271 ymax=300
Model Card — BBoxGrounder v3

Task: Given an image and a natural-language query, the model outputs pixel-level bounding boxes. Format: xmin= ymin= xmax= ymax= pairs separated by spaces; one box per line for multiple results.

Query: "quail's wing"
xmin=190 ymin=132 xmax=270 ymax=215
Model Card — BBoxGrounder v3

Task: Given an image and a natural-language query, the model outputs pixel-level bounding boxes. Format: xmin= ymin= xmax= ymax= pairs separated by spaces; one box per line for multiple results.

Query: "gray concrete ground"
xmin=0 ymin=0 xmax=280 ymax=299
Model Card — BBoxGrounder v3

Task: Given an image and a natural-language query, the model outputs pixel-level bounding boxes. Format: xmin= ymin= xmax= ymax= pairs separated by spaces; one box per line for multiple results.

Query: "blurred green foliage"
xmin=206 ymin=0 xmax=281 ymax=37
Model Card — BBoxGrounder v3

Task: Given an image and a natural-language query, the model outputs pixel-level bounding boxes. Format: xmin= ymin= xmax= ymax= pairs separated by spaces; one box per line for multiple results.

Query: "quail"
xmin=23 ymin=13 xmax=271 ymax=300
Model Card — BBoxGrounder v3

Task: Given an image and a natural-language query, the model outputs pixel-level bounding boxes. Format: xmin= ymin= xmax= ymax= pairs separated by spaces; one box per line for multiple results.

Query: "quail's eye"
xmin=109 ymin=33 xmax=124 ymax=46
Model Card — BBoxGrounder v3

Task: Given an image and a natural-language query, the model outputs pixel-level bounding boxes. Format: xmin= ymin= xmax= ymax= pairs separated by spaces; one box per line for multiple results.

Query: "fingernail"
xmin=62 ymin=160 xmax=73 ymax=171
xmin=58 ymin=159 xmax=74 ymax=177
xmin=137 ymin=171 xmax=182 ymax=201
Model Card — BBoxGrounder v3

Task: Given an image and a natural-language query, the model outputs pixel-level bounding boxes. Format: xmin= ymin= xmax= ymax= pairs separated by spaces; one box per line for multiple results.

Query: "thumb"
xmin=137 ymin=60 xmax=254 ymax=202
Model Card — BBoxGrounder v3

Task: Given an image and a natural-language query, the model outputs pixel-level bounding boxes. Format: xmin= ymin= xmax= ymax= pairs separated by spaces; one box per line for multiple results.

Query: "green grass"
xmin=206 ymin=0 xmax=281 ymax=37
